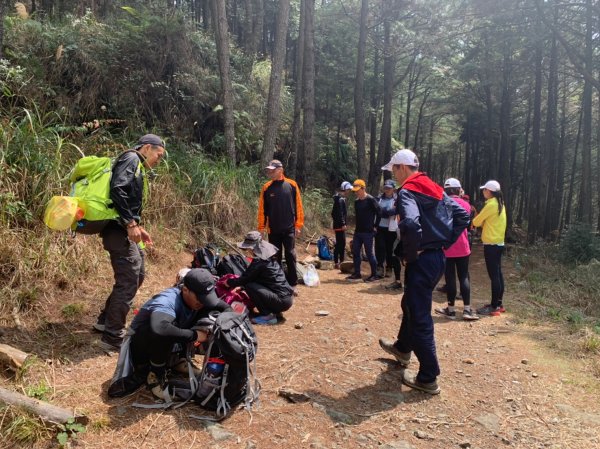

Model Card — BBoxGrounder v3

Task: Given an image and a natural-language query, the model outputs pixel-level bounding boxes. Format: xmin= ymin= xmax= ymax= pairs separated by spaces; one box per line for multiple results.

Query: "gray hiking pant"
xmin=98 ymin=224 xmax=145 ymax=347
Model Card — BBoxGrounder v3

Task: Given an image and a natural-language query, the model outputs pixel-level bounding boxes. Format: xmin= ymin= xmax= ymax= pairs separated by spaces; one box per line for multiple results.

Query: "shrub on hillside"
xmin=559 ymin=224 xmax=600 ymax=265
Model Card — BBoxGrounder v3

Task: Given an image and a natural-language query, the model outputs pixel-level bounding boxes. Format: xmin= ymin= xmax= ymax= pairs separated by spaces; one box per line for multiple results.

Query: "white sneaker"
xmin=146 ymin=372 xmax=170 ymax=401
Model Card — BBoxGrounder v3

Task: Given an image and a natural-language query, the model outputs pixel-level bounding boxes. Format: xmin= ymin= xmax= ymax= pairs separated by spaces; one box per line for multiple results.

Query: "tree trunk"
xmin=354 ymin=0 xmax=369 ymax=180
xmin=527 ymin=19 xmax=544 ymax=244
xmin=578 ymin=0 xmax=593 ymax=224
xmin=498 ymin=41 xmax=512 ymax=229
xmin=212 ymin=0 xmax=236 ymax=163
xmin=261 ymin=0 xmax=291 ymax=166
xmin=564 ymin=106 xmax=583 ymax=228
xmin=368 ymin=45 xmax=380 ymax=185
xmin=298 ymin=0 xmax=315 ymax=188
xmin=0 ymin=0 xmax=5 ymax=59
xmin=413 ymin=89 xmax=430 ymax=150
xmin=289 ymin=0 xmax=305 ymax=177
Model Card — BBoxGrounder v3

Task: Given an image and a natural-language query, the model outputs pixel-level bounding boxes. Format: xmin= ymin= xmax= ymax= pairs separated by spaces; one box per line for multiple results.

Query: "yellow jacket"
xmin=472 ymin=197 xmax=506 ymax=245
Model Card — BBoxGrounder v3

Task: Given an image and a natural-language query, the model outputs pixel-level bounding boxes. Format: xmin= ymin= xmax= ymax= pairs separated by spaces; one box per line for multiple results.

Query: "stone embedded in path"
xmin=315 ymin=310 xmax=330 ymax=316
xmin=474 ymin=413 xmax=500 ymax=432
xmin=556 ymin=404 xmax=600 ymax=426
xmin=413 ymin=430 xmax=434 ymax=440
xmin=203 ymin=423 xmax=236 ymax=442
xmin=381 ymin=441 xmax=416 ymax=449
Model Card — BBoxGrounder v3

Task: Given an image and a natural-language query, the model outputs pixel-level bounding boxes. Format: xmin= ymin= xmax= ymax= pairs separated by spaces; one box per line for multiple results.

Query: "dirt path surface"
xmin=3 ymin=243 xmax=600 ymax=449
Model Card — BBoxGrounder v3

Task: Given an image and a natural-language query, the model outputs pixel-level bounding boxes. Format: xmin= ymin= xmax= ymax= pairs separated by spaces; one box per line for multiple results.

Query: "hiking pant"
xmin=394 ymin=249 xmax=445 ymax=384
xmin=375 ymin=227 xmax=401 ymax=280
xmin=445 ymin=255 xmax=470 ymax=306
xmin=130 ymin=324 xmax=177 ymax=377
xmin=244 ymin=282 xmax=293 ymax=316
xmin=98 ymin=225 xmax=145 ymax=347
xmin=269 ymin=230 xmax=298 ymax=287
xmin=352 ymin=232 xmax=377 ymax=276
xmin=334 ymin=230 xmax=346 ymax=264
xmin=484 ymin=244 xmax=504 ymax=308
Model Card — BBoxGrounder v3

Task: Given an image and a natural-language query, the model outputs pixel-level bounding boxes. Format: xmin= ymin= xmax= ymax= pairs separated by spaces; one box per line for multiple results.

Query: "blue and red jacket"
xmin=395 ymin=172 xmax=470 ymax=263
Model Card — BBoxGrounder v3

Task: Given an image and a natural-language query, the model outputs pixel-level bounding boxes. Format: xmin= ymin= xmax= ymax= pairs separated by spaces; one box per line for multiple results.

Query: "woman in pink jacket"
xmin=435 ymin=178 xmax=479 ymax=321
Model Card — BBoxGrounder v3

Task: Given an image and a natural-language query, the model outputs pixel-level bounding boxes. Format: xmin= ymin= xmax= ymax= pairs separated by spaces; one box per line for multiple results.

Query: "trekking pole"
xmin=217 ymin=235 xmax=246 ymax=257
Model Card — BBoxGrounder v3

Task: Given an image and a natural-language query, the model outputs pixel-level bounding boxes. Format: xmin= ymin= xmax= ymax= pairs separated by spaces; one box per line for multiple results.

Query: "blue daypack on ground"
xmin=317 ymin=236 xmax=333 ymax=261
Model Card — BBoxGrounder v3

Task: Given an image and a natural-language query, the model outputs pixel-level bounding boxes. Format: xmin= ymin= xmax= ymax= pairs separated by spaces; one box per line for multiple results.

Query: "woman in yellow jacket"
xmin=473 ymin=180 xmax=507 ymax=316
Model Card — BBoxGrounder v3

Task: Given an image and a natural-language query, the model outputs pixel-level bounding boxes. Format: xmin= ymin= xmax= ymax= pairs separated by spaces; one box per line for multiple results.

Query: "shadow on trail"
xmin=304 ymin=358 xmax=436 ymax=425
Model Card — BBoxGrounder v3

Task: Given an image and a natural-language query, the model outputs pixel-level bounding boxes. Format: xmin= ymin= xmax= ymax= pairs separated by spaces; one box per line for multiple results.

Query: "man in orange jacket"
xmin=257 ymin=160 xmax=304 ymax=291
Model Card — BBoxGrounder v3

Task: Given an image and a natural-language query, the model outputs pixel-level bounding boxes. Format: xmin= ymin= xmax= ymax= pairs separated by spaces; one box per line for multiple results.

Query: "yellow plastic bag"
xmin=43 ymin=196 xmax=84 ymax=231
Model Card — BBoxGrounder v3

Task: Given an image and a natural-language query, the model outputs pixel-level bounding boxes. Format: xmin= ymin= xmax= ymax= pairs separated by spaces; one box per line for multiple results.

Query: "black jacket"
xmin=354 ymin=194 xmax=382 ymax=233
xmin=395 ymin=173 xmax=470 ymax=263
xmin=228 ymin=258 xmax=293 ymax=297
xmin=331 ymin=193 xmax=348 ymax=229
xmin=110 ymin=151 xmax=146 ymax=225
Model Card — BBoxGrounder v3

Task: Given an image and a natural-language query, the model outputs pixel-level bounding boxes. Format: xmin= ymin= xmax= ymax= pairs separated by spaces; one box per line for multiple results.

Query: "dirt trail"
xmin=2 ymin=243 xmax=600 ymax=449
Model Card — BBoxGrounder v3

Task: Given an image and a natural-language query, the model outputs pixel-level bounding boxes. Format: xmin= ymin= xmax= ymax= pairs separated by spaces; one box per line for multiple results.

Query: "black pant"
xmin=484 ymin=245 xmax=504 ymax=307
xmin=269 ymin=230 xmax=298 ymax=286
xmin=334 ymin=230 xmax=346 ymax=264
xmin=375 ymin=227 xmax=401 ymax=280
xmin=130 ymin=324 xmax=180 ymax=376
xmin=99 ymin=225 xmax=145 ymax=346
xmin=444 ymin=255 xmax=470 ymax=306
xmin=244 ymin=282 xmax=293 ymax=315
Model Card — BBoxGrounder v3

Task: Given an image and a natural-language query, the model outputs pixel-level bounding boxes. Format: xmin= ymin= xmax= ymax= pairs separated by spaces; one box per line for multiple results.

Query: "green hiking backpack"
xmin=68 ymin=151 xmax=146 ymax=234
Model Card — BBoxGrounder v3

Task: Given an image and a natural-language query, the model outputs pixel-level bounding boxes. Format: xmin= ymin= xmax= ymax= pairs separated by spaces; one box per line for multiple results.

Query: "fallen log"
xmin=0 ymin=387 xmax=89 ymax=426
xmin=0 ymin=343 xmax=30 ymax=371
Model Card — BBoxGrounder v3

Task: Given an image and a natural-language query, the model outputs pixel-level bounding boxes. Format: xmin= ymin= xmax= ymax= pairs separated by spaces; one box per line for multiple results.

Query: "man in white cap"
xmin=257 ymin=160 xmax=304 ymax=292
xmin=378 ymin=149 xmax=469 ymax=395
xmin=331 ymin=181 xmax=353 ymax=268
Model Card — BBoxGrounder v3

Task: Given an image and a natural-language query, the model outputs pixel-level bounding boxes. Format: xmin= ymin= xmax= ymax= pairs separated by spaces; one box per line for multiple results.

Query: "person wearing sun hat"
xmin=107 ymin=268 xmax=230 ymax=399
xmin=377 ymin=149 xmax=470 ymax=395
xmin=331 ymin=181 xmax=353 ymax=268
xmin=223 ymin=231 xmax=294 ymax=325
xmin=347 ymin=179 xmax=381 ymax=283
xmin=473 ymin=180 xmax=507 ymax=316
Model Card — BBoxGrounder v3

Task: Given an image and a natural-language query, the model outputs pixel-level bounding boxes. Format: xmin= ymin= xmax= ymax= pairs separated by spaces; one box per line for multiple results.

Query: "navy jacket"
xmin=396 ymin=173 xmax=470 ymax=263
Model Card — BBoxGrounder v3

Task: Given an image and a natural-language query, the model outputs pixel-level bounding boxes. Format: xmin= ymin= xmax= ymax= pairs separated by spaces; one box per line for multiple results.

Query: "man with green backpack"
xmin=94 ymin=134 xmax=165 ymax=355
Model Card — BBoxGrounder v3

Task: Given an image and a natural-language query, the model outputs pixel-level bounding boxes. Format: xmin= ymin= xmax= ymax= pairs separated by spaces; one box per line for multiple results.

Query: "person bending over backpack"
xmin=107 ymin=268 xmax=230 ymax=399
xmin=94 ymin=134 xmax=166 ymax=355
xmin=223 ymin=231 xmax=294 ymax=326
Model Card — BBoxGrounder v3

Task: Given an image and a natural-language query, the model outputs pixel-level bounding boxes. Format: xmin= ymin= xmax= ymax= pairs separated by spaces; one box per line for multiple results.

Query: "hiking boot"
xmin=385 ymin=281 xmax=403 ymax=290
xmin=173 ymin=358 xmax=202 ymax=377
xmin=346 ymin=273 xmax=362 ymax=281
xmin=94 ymin=339 xmax=120 ymax=356
xmin=292 ymin=287 xmax=300 ymax=297
xmin=476 ymin=304 xmax=502 ymax=316
xmin=334 ymin=263 xmax=341 ymax=270
xmin=364 ymin=275 xmax=379 ymax=283
xmin=378 ymin=338 xmax=411 ymax=368
xmin=401 ymin=370 xmax=441 ymax=395
xmin=497 ymin=305 xmax=506 ymax=313
xmin=146 ymin=371 xmax=170 ymax=401
xmin=436 ymin=284 xmax=448 ymax=293
xmin=462 ymin=309 xmax=480 ymax=321
xmin=251 ymin=314 xmax=278 ymax=325
xmin=434 ymin=307 xmax=456 ymax=320
xmin=92 ymin=322 xmax=105 ymax=333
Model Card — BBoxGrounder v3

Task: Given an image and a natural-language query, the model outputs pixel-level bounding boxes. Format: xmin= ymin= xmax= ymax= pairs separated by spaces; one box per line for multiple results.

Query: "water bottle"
xmin=198 ymin=359 xmax=225 ymax=397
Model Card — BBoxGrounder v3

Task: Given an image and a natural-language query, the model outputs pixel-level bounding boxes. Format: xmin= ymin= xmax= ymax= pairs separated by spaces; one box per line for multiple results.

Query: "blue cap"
xmin=383 ymin=179 xmax=396 ymax=189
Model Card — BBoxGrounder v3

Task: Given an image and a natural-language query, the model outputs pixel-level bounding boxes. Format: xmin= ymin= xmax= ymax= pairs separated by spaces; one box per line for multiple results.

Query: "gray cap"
xmin=183 ymin=268 xmax=220 ymax=308
xmin=237 ymin=231 xmax=262 ymax=249
xmin=137 ymin=134 xmax=165 ymax=148
xmin=237 ymin=231 xmax=278 ymax=260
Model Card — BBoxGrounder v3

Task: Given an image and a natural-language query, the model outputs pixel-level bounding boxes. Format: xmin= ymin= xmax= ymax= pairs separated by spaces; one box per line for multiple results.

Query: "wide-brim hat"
xmin=253 ymin=241 xmax=279 ymax=260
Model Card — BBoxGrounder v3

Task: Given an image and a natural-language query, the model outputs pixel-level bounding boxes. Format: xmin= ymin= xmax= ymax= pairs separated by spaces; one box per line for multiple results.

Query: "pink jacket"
xmin=444 ymin=196 xmax=471 ymax=258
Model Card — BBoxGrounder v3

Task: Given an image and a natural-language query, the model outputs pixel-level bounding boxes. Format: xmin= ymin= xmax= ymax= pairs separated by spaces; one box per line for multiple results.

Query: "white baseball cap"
xmin=340 ymin=181 xmax=353 ymax=191
xmin=480 ymin=180 xmax=501 ymax=192
xmin=381 ymin=149 xmax=419 ymax=171
xmin=444 ymin=178 xmax=461 ymax=189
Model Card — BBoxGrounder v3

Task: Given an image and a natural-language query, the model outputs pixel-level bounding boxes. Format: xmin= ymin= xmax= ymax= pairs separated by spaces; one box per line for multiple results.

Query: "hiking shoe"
xmin=364 ymin=275 xmax=379 ymax=283
xmin=462 ymin=309 xmax=480 ymax=321
xmin=436 ymin=285 xmax=447 ymax=293
xmin=292 ymin=287 xmax=300 ymax=297
xmin=146 ymin=372 xmax=170 ymax=401
xmin=173 ymin=358 xmax=202 ymax=377
xmin=497 ymin=305 xmax=506 ymax=313
xmin=401 ymin=370 xmax=441 ymax=395
xmin=476 ymin=304 xmax=502 ymax=316
xmin=334 ymin=263 xmax=341 ymax=269
xmin=346 ymin=273 xmax=362 ymax=281
xmin=94 ymin=339 xmax=120 ymax=356
xmin=92 ymin=322 xmax=105 ymax=333
xmin=385 ymin=281 xmax=403 ymax=290
xmin=251 ymin=314 xmax=278 ymax=325
xmin=434 ymin=307 xmax=456 ymax=320
xmin=378 ymin=338 xmax=411 ymax=367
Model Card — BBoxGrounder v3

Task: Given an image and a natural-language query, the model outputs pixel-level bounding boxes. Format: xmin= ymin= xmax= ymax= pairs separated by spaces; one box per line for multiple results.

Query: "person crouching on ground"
xmin=378 ymin=149 xmax=469 ymax=395
xmin=107 ymin=268 xmax=230 ymax=399
xmin=332 ymin=181 xmax=353 ymax=269
xmin=223 ymin=231 xmax=294 ymax=325
xmin=434 ymin=178 xmax=479 ymax=321
xmin=347 ymin=179 xmax=382 ymax=283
